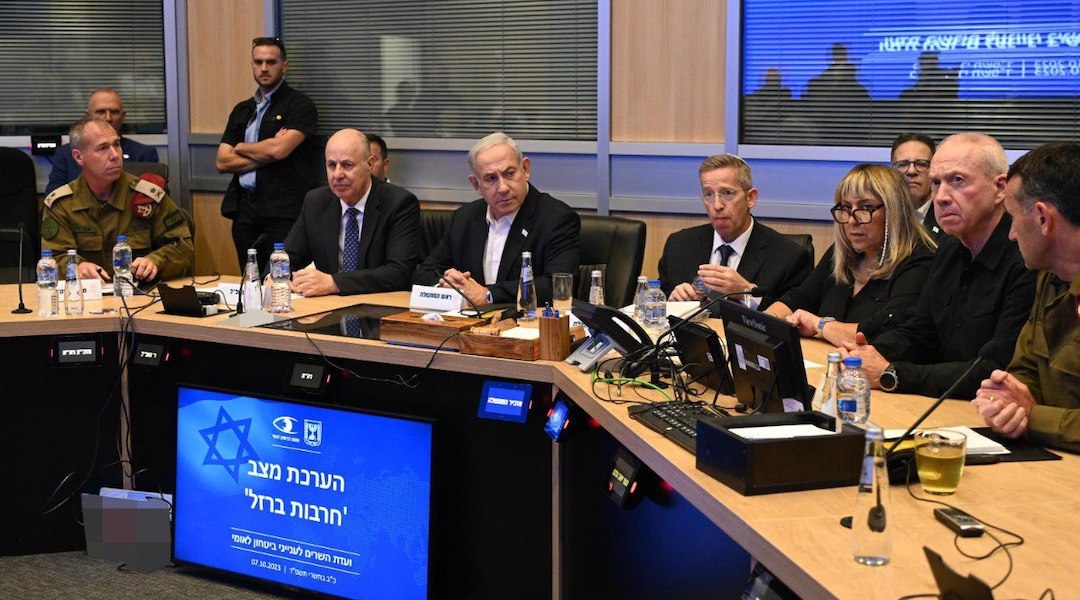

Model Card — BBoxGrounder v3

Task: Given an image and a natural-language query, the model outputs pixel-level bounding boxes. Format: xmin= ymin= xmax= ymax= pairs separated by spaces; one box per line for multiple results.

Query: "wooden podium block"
xmin=539 ymin=315 xmax=570 ymax=361
xmin=459 ymin=318 xmax=540 ymax=360
xmin=379 ymin=311 xmax=486 ymax=350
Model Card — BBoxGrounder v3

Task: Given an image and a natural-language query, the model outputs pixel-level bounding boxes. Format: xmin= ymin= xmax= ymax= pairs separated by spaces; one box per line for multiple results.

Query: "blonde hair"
xmin=832 ymin=164 xmax=935 ymax=285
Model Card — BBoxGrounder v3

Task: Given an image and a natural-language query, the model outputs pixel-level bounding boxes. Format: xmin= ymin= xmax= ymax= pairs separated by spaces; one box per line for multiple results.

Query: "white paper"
xmin=728 ymin=424 xmax=838 ymax=440
xmin=883 ymin=426 xmax=1009 ymax=455
xmin=501 ymin=327 xmax=541 ymax=340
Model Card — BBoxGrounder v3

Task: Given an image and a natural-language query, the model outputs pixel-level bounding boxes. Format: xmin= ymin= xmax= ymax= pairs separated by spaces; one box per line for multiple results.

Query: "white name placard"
xmin=409 ymin=284 xmax=466 ymax=312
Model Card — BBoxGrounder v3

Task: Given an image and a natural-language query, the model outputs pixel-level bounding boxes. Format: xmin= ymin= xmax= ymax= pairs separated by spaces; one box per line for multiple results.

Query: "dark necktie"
xmin=342 ymin=207 xmax=360 ymax=271
xmin=718 ymin=244 xmax=735 ymax=267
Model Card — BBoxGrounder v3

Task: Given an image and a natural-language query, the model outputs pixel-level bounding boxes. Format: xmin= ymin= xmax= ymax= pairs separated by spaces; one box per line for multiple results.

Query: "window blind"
xmin=0 ymin=1 xmax=166 ymax=135
xmin=280 ymin=0 xmax=598 ymax=141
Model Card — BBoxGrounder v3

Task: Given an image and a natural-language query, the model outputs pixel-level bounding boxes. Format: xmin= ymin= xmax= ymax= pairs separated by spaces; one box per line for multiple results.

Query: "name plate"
xmin=409 ymin=284 xmax=465 ymax=312
xmin=58 ymin=278 xmax=104 ymax=301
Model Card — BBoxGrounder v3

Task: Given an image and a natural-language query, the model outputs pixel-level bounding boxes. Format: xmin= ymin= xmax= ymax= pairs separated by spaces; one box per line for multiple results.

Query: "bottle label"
xmin=838 ymin=397 xmax=857 ymax=414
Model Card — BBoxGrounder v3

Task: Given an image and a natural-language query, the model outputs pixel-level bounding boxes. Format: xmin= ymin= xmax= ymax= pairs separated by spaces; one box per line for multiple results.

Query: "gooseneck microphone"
xmin=3 ymin=222 xmax=32 ymax=314
xmin=438 ymin=274 xmax=489 ymax=320
xmin=884 ymin=354 xmax=987 ymax=458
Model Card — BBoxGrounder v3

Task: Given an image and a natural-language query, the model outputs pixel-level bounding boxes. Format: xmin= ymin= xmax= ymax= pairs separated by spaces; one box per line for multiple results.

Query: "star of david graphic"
xmin=199 ymin=406 xmax=258 ymax=483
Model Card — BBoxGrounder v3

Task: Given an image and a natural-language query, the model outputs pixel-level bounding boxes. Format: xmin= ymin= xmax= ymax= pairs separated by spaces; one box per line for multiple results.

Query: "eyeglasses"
xmin=831 ymin=203 xmax=885 ymax=224
xmin=701 ymin=189 xmax=746 ymax=203
xmin=892 ymin=159 xmax=931 ymax=172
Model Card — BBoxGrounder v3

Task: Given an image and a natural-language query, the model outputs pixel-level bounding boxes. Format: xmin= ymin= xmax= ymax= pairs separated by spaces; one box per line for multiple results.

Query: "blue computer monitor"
xmin=174 ymin=385 xmax=433 ymax=600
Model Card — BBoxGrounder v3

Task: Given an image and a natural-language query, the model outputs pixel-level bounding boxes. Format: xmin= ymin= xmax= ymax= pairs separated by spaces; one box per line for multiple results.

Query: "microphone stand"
xmin=11 ymin=223 xmax=31 ymax=314
xmin=438 ymin=275 xmax=490 ymax=321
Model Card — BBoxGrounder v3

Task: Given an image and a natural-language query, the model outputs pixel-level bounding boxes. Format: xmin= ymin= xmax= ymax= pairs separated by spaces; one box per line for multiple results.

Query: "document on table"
xmin=883 ymin=425 xmax=1009 ymax=455
xmin=728 ymin=424 xmax=838 ymax=440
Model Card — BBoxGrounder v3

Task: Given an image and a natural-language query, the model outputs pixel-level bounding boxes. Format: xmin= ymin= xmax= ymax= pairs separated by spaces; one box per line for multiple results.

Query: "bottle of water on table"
xmin=112 ymin=235 xmax=133 ymax=299
xmin=269 ymin=243 xmax=292 ymax=313
xmin=36 ymin=249 xmax=59 ymax=318
xmin=837 ymin=356 xmax=870 ymax=425
xmin=64 ymin=249 xmax=83 ymax=316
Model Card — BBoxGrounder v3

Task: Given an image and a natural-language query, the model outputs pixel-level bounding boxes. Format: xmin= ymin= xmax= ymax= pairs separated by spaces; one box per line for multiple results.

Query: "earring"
xmin=879 ymin=220 xmax=889 ymax=267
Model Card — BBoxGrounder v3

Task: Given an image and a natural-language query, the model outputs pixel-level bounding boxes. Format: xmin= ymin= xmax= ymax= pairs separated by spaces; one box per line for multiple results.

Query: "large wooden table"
xmin=3 ymin=284 xmax=1076 ymax=599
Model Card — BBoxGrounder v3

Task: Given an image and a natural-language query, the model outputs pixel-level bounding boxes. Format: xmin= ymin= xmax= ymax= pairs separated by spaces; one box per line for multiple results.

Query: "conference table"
xmin=2 ymin=283 xmax=1076 ymax=599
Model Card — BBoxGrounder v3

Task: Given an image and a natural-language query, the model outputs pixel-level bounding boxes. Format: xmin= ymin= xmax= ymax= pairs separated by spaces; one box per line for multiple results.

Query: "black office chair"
xmin=419 ymin=208 xmax=455 ymax=259
xmin=782 ymin=232 xmax=815 ymax=266
xmin=0 ymin=147 xmax=39 ymax=283
xmin=576 ymin=215 xmax=647 ymax=308
xmin=125 ymin=161 xmax=169 ymax=186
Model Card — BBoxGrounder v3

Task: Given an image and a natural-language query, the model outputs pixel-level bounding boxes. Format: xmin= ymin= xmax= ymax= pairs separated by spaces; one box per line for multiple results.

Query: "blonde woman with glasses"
xmin=767 ymin=164 xmax=936 ymax=346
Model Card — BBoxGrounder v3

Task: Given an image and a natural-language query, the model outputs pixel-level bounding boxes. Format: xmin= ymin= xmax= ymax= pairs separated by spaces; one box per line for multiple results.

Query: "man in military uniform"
xmin=41 ymin=116 xmax=193 ymax=283
xmin=974 ymin=142 xmax=1080 ymax=453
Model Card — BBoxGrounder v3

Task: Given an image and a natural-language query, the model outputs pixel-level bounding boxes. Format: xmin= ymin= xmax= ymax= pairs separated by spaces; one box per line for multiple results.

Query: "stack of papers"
xmin=884 ymin=426 xmax=1009 ymax=455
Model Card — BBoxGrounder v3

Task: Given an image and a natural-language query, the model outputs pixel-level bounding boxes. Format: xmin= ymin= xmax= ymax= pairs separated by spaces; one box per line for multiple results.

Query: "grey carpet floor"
xmin=0 ymin=551 xmax=297 ymax=599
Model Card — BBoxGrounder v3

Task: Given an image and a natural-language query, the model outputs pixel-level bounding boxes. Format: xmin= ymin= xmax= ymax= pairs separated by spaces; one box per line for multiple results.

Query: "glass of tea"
xmin=914 ymin=429 xmax=967 ymax=495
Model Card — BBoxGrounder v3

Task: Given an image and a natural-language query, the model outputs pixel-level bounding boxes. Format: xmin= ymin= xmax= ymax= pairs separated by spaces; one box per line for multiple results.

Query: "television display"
xmin=175 ymin=386 xmax=432 ymax=600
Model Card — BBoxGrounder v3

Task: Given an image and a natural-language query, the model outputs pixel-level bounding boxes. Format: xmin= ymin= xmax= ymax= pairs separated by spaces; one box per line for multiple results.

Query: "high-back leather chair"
xmin=782 ymin=232 xmax=815 ymax=266
xmin=0 ymin=147 xmax=39 ymax=282
xmin=419 ymin=208 xmax=455 ymax=259
xmin=576 ymin=215 xmax=647 ymax=308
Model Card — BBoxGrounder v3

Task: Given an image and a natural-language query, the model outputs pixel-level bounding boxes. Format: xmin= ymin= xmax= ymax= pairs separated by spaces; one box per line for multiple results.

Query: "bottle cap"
xmin=67 ymin=249 xmax=77 ymax=255
xmin=827 ymin=351 xmax=842 ymax=361
xmin=591 ymin=269 xmax=602 ymax=277
xmin=648 ymin=279 xmax=661 ymax=287
xmin=41 ymin=249 xmax=53 ymax=256
xmin=247 ymin=248 xmax=258 ymax=256
xmin=273 ymin=242 xmax=285 ymax=250
xmin=637 ymin=275 xmax=648 ymax=283
xmin=116 ymin=235 xmax=127 ymax=242
xmin=843 ymin=356 xmax=862 ymax=368
xmin=522 ymin=251 xmax=532 ymax=258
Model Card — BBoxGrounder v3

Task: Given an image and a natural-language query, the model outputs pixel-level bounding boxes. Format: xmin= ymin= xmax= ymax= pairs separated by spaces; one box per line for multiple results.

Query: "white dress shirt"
xmin=711 ymin=218 xmax=763 ymax=309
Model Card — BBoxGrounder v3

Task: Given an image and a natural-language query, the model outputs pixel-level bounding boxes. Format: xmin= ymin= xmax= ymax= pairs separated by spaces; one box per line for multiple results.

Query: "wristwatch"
xmin=880 ymin=364 xmax=899 ymax=392
xmin=816 ymin=316 xmax=836 ymax=337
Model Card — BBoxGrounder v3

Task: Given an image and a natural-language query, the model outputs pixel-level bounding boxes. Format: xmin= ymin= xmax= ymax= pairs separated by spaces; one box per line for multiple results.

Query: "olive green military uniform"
xmin=41 ymin=171 xmax=194 ymax=281
xmin=1008 ymin=270 xmax=1080 ymax=453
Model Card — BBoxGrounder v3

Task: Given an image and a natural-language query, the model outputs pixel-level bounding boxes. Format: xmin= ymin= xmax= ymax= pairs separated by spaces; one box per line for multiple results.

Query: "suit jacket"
xmin=285 ymin=178 xmax=421 ymax=294
xmin=413 ymin=185 xmax=580 ymax=304
xmin=658 ymin=220 xmax=813 ymax=310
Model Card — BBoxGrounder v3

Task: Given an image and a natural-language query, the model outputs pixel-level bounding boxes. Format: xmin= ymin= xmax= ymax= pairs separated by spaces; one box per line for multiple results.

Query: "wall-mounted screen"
xmin=174 ymin=386 xmax=432 ymax=600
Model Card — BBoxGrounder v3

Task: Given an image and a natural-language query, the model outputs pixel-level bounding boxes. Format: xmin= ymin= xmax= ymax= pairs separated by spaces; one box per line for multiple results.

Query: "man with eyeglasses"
xmin=217 ymin=36 xmax=319 ymax=274
xmin=659 ymin=154 xmax=812 ymax=310
xmin=46 ymin=88 xmax=159 ymax=194
xmin=844 ymin=133 xmax=1036 ymax=399
xmin=413 ymin=132 xmax=580 ymax=306
xmin=890 ymin=132 xmax=945 ymax=241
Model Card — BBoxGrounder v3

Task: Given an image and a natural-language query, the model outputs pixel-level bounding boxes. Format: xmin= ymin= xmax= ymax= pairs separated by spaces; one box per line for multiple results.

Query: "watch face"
xmin=881 ymin=369 xmax=897 ymax=391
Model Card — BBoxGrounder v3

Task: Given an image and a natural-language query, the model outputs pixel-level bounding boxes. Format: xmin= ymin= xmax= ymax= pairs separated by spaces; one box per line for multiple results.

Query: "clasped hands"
xmin=438 ymin=268 xmax=489 ymax=306
xmin=77 ymin=258 xmax=158 ymax=282
xmin=668 ymin=264 xmax=752 ymax=301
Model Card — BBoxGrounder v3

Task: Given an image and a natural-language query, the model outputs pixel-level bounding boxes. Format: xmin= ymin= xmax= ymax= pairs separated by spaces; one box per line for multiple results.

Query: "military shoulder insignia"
xmin=41 ymin=218 xmax=60 ymax=240
xmin=43 ymin=184 xmax=73 ymax=208
xmin=131 ymin=178 xmax=166 ymax=202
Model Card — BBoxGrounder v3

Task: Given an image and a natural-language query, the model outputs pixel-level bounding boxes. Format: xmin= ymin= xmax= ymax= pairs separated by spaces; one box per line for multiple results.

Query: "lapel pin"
xmin=522 ymin=229 xmax=529 ymax=237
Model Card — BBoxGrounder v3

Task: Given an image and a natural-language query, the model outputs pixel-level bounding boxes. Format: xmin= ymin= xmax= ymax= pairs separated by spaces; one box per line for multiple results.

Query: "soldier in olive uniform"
xmin=41 ymin=116 xmax=193 ymax=283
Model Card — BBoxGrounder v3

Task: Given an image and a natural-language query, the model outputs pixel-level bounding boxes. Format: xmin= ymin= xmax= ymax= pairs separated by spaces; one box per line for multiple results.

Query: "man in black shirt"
xmin=845 ymin=133 xmax=1036 ymax=399
xmin=217 ymin=37 xmax=319 ymax=272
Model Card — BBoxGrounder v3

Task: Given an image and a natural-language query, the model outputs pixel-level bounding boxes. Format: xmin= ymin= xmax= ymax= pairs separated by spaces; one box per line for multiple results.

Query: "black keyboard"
xmin=628 ymin=401 xmax=730 ymax=455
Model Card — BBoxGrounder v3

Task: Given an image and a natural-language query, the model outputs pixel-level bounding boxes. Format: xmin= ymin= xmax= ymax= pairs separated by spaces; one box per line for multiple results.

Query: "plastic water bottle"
xmin=837 ymin=356 xmax=871 ymax=424
xmin=633 ymin=276 xmax=650 ymax=324
xmin=852 ymin=425 xmax=892 ymax=566
xmin=112 ymin=235 xmax=133 ymax=299
xmin=269 ymin=243 xmax=292 ymax=313
xmin=242 ymin=248 xmax=263 ymax=312
xmin=64 ymin=249 xmax=84 ymax=316
xmin=588 ymin=270 xmax=605 ymax=305
xmin=517 ymin=251 xmax=537 ymax=321
xmin=36 ymin=250 xmax=59 ymax=318
xmin=644 ymin=279 xmax=667 ymax=329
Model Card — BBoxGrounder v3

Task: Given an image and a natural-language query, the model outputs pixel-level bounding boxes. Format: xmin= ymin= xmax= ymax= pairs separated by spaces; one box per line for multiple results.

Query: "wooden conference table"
xmin=2 ymin=283 xmax=1076 ymax=599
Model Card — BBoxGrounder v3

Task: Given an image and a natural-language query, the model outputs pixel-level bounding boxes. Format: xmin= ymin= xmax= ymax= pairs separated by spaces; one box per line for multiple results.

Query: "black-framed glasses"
xmin=831 ymin=203 xmax=885 ymax=224
xmin=892 ymin=159 xmax=931 ymax=172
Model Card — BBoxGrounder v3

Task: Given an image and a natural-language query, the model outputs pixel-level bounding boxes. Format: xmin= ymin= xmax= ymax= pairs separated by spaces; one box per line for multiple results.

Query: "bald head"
xmin=86 ymin=89 xmax=126 ymax=133
xmin=324 ymin=129 xmax=375 ymax=205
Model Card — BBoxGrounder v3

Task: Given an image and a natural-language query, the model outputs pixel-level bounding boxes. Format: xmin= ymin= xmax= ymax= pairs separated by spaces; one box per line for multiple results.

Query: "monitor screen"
xmin=175 ymin=386 xmax=432 ymax=600
xmin=711 ymin=302 xmax=812 ymax=414
xmin=258 ymin=303 xmax=405 ymax=340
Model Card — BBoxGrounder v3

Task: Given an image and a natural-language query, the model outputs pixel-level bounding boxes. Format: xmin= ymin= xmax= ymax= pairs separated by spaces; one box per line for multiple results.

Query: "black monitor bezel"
xmin=710 ymin=301 xmax=812 ymax=413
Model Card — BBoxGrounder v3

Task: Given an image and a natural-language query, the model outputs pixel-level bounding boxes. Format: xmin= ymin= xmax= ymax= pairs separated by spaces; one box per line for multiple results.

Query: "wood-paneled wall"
xmin=187 ymin=0 xmax=265 ymax=134
xmin=611 ymin=0 xmax=726 ymax=142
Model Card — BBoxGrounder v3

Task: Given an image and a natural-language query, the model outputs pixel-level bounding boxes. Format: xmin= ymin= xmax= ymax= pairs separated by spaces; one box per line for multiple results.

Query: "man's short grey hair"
xmin=468 ymin=132 xmax=522 ymax=172
xmin=940 ymin=132 xmax=1007 ymax=179
xmin=69 ymin=116 xmax=113 ymax=151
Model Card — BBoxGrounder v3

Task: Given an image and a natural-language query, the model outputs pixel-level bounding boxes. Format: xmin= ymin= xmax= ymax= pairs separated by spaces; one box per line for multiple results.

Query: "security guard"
xmin=41 ymin=116 xmax=193 ymax=283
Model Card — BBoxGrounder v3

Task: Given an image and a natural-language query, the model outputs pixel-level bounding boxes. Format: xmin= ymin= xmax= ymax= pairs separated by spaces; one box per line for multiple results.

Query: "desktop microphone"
xmin=236 ymin=233 xmax=268 ymax=315
xmin=883 ymin=353 xmax=988 ymax=484
xmin=438 ymin=274 xmax=489 ymax=320
xmin=2 ymin=222 xmax=32 ymax=314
